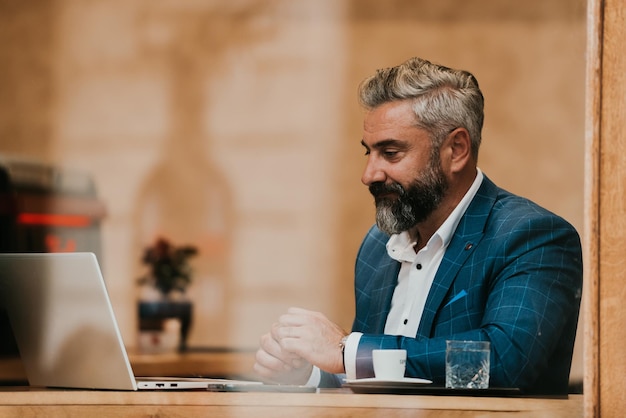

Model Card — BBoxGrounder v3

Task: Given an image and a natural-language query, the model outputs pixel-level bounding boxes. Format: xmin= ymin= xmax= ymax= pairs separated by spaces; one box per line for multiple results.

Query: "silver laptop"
xmin=0 ymin=252 xmax=261 ymax=391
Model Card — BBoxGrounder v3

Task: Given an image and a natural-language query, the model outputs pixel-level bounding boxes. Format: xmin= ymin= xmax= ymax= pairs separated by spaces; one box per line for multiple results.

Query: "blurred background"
xmin=0 ymin=0 xmax=586 ymax=383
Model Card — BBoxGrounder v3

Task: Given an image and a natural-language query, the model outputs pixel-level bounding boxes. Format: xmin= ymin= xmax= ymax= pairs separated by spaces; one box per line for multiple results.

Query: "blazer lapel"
xmin=366 ymin=259 xmax=400 ymax=334
xmin=416 ymin=176 xmax=498 ymax=338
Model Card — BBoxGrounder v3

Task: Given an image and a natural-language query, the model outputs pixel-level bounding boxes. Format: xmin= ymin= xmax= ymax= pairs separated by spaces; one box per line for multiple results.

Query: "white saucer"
xmin=344 ymin=377 xmax=432 ymax=385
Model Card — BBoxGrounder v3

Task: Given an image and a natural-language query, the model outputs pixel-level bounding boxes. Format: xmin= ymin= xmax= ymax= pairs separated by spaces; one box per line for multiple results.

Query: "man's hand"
xmin=253 ymin=327 xmax=314 ymax=385
xmin=272 ymin=307 xmax=346 ymax=374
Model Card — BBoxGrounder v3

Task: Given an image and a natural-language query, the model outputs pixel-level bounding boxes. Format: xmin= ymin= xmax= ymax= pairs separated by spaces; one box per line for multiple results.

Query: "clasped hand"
xmin=253 ymin=307 xmax=346 ymax=385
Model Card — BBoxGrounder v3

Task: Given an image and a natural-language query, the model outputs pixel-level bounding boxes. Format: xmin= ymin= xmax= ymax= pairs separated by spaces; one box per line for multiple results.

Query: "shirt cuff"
xmin=343 ymin=332 xmax=363 ymax=381
xmin=305 ymin=365 xmax=321 ymax=387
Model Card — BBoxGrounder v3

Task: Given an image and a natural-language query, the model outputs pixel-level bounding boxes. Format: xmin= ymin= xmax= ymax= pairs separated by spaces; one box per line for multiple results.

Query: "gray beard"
xmin=372 ymin=161 xmax=447 ymax=236
xmin=375 ymin=202 xmax=415 ymax=235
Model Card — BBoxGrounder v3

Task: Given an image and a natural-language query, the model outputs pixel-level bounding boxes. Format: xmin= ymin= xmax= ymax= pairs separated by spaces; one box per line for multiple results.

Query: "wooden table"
xmin=0 ymin=352 xmax=584 ymax=417
xmin=0 ymin=388 xmax=583 ymax=417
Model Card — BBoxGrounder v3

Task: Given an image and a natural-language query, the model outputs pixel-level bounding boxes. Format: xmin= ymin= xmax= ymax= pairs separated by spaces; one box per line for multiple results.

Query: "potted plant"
xmin=137 ymin=237 xmax=198 ymax=298
xmin=137 ymin=237 xmax=198 ymax=352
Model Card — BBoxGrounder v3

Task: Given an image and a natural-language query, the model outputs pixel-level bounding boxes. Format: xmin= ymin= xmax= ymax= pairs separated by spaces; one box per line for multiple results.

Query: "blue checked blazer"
xmin=322 ymin=175 xmax=582 ymax=395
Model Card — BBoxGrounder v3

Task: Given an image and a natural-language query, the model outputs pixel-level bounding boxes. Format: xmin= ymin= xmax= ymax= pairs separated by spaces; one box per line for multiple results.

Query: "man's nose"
xmin=361 ymin=157 xmax=386 ymax=186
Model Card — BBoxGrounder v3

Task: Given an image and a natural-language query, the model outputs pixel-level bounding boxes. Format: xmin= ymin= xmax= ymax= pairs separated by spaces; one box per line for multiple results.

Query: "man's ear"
xmin=448 ymin=128 xmax=472 ymax=173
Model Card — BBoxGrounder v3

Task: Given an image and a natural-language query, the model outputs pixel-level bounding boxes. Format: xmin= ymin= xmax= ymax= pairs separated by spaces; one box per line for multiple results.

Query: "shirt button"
xmin=416 ymin=263 xmax=422 ymax=270
xmin=403 ymin=319 xmax=408 ymax=325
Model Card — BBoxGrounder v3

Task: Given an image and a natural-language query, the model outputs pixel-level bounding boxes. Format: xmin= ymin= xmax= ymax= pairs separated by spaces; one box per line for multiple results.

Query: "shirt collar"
xmin=437 ymin=168 xmax=483 ymax=249
xmin=386 ymin=168 xmax=484 ymax=261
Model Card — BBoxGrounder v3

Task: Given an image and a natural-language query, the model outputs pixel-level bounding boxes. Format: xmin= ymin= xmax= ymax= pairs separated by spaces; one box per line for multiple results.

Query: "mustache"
xmin=369 ymin=182 xmax=405 ymax=198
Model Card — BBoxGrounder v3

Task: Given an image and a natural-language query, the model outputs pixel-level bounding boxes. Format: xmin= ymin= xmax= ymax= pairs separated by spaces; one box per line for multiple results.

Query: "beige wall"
xmin=0 ymin=0 xmax=585 ymax=379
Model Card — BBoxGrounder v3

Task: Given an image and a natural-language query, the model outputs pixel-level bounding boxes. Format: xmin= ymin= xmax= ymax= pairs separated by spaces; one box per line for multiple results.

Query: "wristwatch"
xmin=339 ymin=335 xmax=349 ymax=369
xmin=339 ymin=335 xmax=348 ymax=352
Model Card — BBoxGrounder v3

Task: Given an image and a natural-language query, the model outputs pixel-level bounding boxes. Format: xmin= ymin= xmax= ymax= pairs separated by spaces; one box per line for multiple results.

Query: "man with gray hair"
xmin=254 ymin=57 xmax=582 ymax=395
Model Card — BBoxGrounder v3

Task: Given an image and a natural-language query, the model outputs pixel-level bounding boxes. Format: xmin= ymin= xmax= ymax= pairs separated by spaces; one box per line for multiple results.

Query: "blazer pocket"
xmin=444 ymin=289 xmax=468 ymax=308
xmin=442 ymin=289 xmax=476 ymax=320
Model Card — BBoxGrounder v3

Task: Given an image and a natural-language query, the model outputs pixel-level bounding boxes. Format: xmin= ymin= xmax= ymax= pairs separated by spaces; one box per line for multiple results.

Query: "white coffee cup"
xmin=372 ymin=349 xmax=407 ymax=380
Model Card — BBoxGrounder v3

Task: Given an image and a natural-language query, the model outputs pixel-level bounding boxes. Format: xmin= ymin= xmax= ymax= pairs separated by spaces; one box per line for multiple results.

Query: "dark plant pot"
xmin=138 ymin=300 xmax=192 ymax=351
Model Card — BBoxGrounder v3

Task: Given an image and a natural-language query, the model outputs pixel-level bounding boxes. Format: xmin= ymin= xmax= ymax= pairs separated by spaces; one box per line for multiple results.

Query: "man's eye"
xmin=364 ymin=149 xmax=371 ymax=156
xmin=383 ymin=150 xmax=399 ymax=158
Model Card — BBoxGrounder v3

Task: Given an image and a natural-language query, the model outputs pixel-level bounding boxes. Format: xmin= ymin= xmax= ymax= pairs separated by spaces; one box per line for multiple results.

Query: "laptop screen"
xmin=0 ymin=253 xmax=137 ymax=390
